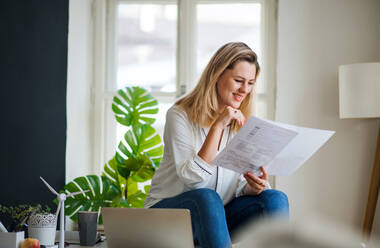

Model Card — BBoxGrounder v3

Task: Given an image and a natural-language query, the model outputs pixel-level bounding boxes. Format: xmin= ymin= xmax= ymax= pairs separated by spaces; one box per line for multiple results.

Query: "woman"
xmin=145 ymin=42 xmax=289 ymax=248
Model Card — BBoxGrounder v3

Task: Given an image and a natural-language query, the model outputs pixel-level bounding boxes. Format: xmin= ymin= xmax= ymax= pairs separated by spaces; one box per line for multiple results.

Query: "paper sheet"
xmin=212 ymin=116 xmax=335 ymax=176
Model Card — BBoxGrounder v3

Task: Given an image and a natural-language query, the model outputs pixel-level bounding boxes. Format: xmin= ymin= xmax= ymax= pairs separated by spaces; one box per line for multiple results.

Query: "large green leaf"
xmin=128 ymin=190 xmax=147 ymax=208
xmin=62 ymin=175 xmax=122 ymax=222
xmin=121 ymin=157 xmax=141 ymax=171
xmin=116 ymin=124 xmax=163 ymax=168
xmin=130 ymin=155 xmax=156 ymax=182
xmin=102 ymin=156 xmax=150 ymax=199
xmin=144 ymin=185 xmax=151 ymax=194
xmin=112 ymin=86 xmax=159 ymax=127
xmin=127 ymin=179 xmax=139 ymax=197
xmin=102 ymin=157 xmax=127 ymax=194
xmin=110 ymin=196 xmax=129 ymax=208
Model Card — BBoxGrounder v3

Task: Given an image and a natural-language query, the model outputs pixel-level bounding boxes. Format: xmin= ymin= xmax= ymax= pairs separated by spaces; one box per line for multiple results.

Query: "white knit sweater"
xmin=144 ymin=105 xmax=249 ymax=208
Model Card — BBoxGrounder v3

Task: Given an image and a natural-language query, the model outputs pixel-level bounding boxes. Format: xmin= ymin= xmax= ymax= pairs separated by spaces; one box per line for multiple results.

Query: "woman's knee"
xmin=260 ymin=189 xmax=289 ymax=214
xmin=185 ymin=188 xmax=226 ymax=224
xmin=189 ymin=188 xmax=223 ymax=206
xmin=261 ymin=189 xmax=288 ymax=201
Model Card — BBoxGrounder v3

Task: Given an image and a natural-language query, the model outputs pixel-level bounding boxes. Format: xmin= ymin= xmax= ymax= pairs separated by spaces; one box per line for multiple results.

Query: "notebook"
xmin=101 ymin=207 xmax=194 ymax=248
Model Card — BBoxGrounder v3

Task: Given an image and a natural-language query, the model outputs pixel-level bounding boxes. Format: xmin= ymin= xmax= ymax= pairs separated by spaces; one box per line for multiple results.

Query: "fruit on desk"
xmin=19 ymin=238 xmax=40 ymax=248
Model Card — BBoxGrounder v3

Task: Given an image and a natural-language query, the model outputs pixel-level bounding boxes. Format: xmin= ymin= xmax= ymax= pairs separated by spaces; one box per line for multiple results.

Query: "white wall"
xmin=276 ymin=0 xmax=380 ymax=239
xmin=66 ymin=0 xmax=94 ymax=182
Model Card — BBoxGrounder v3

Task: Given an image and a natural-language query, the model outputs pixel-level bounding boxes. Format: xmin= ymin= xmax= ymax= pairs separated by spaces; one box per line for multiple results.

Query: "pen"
xmin=0 ymin=220 xmax=8 ymax=232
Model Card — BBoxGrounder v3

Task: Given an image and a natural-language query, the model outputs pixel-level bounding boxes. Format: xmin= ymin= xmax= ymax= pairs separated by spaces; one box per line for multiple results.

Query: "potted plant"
xmin=27 ymin=207 xmax=57 ymax=246
xmin=0 ymin=204 xmax=51 ymax=233
xmin=0 ymin=204 xmax=51 ymax=247
xmin=58 ymin=86 xmax=164 ymax=223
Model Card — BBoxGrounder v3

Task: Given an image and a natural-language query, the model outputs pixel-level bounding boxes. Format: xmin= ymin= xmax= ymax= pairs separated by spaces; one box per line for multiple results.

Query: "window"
xmin=92 ymin=0 xmax=277 ymax=175
xmin=113 ymin=2 xmax=177 ymax=152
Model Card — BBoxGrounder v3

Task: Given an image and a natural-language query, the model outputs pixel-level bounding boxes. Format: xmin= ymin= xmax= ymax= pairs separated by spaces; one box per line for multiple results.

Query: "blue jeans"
xmin=151 ymin=188 xmax=289 ymax=248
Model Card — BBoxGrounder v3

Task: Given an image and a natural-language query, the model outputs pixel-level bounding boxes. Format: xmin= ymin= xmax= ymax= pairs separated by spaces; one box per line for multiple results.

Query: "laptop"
xmin=101 ymin=207 xmax=194 ymax=248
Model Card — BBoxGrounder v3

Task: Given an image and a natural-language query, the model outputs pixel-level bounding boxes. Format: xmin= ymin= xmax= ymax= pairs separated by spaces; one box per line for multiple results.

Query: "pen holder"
xmin=0 ymin=231 xmax=25 ymax=248
xmin=78 ymin=211 xmax=98 ymax=246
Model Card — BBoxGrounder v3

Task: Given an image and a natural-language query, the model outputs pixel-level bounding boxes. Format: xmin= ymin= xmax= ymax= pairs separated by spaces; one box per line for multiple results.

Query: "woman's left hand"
xmin=243 ymin=166 xmax=268 ymax=195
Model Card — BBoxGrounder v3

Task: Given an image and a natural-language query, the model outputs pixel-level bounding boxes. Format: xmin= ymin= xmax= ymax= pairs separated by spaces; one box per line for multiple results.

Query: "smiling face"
xmin=216 ymin=61 xmax=256 ymax=110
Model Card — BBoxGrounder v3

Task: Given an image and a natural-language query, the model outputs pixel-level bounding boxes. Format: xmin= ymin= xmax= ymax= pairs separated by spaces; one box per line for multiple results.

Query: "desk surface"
xmin=67 ymin=240 xmax=240 ymax=248
xmin=68 ymin=241 xmax=107 ymax=247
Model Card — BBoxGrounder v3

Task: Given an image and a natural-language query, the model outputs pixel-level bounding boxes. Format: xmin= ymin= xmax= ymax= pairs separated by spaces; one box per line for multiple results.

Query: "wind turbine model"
xmin=40 ymin=177 xmax=88 ymax=248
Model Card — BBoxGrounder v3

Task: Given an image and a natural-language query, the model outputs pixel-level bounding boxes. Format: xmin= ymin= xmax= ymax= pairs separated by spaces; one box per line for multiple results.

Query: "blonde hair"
xmin=176 ymin=42 xmax=260 ymax=132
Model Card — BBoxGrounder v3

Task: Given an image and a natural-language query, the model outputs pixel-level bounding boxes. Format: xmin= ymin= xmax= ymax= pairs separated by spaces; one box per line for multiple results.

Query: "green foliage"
xmin=0 ymin=204 xmax=52 ymax=231
xmin=0 ymin=204 xmax=51 ymax=223
xmin=112 ymin=86 xmax=158 ymax=127
xmin=103 ymin=156 xmax=127 ymax=194
xmin=60 ymin=175 xmax=124 ymax=223
xmin=115 ymin=124 xmax=163 ymax=168
xmin=60 ymin=86 xmax=163 ymax=222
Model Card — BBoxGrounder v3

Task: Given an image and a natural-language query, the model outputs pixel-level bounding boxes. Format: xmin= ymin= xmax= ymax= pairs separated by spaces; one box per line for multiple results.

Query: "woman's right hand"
xmin=198 ymin=106 xmax=245 ymax=163
xmin=214 ymin=106 xmax=246 ymax=129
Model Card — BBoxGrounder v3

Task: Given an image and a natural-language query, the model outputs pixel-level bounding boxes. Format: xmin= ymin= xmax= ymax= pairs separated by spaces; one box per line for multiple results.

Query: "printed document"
xmin=212 ymin=116 xmax=335 ymax=176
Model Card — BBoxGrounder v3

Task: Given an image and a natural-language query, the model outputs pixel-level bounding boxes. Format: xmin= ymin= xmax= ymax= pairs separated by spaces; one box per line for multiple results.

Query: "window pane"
xmin=196 ymin=3 xmax=263 ymax=93
xmin=116 ymin=4 xmax=177 ymax=93
xmin=256 ymin=97 xmax=267 ymax=118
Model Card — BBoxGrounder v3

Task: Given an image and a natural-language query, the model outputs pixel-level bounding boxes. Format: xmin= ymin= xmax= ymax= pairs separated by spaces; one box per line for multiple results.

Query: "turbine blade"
xmin=40 ymin=177 xmax=59 ymax=195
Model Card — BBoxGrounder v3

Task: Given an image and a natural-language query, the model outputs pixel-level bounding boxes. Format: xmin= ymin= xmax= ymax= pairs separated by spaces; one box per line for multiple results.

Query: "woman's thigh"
xmin=224 ymin=189 xmax=289 ymax=236
xmin=151 ymin=188 xmax=223 ymax=210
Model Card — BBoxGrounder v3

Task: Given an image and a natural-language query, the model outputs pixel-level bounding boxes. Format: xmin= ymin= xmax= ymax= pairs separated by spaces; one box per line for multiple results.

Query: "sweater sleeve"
xmin=164 ymin=107 xmax=216 ymax=189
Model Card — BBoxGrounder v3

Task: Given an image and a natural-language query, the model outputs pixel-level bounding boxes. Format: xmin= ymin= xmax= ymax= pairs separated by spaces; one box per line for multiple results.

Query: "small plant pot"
xmin=28 ymin=214 xmax=57 ymax=246
xmin=0 ymin=231 xmax=25 ymax=248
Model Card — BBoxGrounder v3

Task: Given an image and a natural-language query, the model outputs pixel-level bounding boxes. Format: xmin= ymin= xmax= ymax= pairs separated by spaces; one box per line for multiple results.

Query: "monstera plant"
xmin=58 ymin=86 xmax=163 ymax=222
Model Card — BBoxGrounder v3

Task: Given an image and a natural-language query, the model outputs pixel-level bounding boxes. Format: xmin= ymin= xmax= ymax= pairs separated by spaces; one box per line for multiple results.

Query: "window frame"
xmin=91 ymin=0 xmax=278 ymax=186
